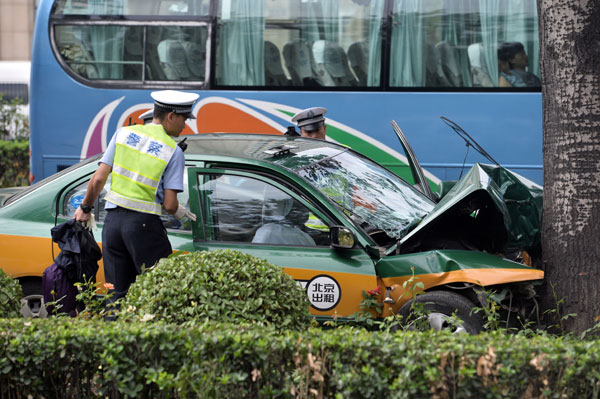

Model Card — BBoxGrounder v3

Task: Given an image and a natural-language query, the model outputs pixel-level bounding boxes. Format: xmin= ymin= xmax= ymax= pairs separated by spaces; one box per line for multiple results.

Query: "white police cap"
xmin=139 ymin=109 xmax=154 ymax=122
xmin=151 ymin=90 xmax=199 ymax=119
xmin=291 ymin=107 xmax=327 ymax=132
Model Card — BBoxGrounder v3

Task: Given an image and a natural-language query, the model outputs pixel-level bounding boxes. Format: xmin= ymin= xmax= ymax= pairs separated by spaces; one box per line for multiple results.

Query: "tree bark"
xmin=539 ymin=0 xmax=600 ymax=334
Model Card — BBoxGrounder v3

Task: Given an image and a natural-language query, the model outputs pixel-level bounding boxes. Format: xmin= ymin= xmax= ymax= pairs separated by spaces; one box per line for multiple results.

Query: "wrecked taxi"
xmin=0 ymin=133 xmax=543 ymax=331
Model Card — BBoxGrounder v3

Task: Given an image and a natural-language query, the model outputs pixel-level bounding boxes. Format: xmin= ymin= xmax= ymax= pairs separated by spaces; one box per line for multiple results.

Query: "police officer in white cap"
xmin=291 ymin=107 xmax=328 ymax=140
xmin=75 ymin=90 xmax=199 ymax=308
xmin=139 ymin=109 xmax=153 ymax=125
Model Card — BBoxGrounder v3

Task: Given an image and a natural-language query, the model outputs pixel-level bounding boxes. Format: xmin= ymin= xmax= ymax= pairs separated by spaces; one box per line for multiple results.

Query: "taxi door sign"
xmin=297 ymin=275 xmax=341 ymax=311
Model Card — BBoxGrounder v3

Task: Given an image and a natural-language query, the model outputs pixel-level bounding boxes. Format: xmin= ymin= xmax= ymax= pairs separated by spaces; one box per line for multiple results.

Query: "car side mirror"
xmin=330 ymin=226 xmax=355 ymax=249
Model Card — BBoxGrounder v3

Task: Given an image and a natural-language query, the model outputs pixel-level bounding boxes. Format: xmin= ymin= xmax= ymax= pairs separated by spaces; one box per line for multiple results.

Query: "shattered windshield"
xmin=294 ymin=148 xmax=434 ymax=239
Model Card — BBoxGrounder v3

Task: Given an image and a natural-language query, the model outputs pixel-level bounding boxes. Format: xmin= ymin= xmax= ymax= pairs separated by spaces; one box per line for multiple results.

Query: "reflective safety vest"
xmin=105 ymin=124 xmax=177 ymax=215
xmin=304 ymin=212 xmax=329 ymax=232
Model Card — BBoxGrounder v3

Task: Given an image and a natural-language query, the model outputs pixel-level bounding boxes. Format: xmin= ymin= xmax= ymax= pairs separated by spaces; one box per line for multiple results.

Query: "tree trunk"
xmin=538 ymin=0 xmax=600 ymax=334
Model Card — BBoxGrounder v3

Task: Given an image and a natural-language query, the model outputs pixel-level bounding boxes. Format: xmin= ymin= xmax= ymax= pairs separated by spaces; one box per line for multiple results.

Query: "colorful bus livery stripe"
xmin=84 ymin=97 xmax=435 ymax=190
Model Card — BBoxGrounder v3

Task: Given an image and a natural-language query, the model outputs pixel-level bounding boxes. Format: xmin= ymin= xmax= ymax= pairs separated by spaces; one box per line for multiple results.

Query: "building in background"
xmin=0 ymin=0 xmax=37 ymax=61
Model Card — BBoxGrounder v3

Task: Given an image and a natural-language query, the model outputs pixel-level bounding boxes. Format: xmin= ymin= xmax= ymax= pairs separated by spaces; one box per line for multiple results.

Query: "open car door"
xmin=391 ymin=120 xmax=437 ymax=202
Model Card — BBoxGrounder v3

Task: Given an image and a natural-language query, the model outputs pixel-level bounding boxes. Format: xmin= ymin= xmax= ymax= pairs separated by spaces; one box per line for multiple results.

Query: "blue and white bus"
xmin=30 ymin=0 xmax=542 ymax=187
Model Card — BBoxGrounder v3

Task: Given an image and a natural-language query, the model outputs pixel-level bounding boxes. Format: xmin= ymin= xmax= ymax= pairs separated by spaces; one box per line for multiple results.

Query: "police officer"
xmin=74 ymin=90 xmax=198 ymax=303
xmin=291 ymin=107 xmax=327 ymax=140
xmin=291 ymin=107 xmax=334 ymax=234
xmin=139 ymin=109 xmax=153 ymax=125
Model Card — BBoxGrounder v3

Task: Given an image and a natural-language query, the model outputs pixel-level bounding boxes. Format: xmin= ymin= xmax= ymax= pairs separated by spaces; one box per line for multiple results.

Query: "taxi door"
xmin=187 ymin=167 xmax=377 ymax=321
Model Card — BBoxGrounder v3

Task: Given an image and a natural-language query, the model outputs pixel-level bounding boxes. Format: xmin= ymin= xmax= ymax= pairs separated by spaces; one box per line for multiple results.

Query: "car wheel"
xmin=19 ymin=279 xmax=48 ymax=318
xmin=397 ymin=291 xmax=484 ymax=334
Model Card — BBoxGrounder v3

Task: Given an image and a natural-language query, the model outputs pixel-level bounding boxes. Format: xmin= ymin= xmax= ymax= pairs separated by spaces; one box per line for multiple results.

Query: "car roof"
xmin=182 ymin=133 xmax=347 ymax=167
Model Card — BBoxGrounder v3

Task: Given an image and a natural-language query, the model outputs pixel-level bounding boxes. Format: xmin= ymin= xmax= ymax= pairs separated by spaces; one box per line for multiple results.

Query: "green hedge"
xmin=0 ymin=139 xmax=29 ymax=187
xmin=120 ymin=250 xmax=311 ymax=330
xmin=0 ymin=318 xmax=599 ymax=398
xmin=0 ymin=269 xmax=22 ymax=318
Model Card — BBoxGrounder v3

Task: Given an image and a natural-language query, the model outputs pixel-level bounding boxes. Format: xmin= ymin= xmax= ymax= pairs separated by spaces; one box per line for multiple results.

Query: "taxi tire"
xmin=397 ymin=291 xmax=484 ymax=334
xmin=19 ymin=279 xmax=47 ymax=318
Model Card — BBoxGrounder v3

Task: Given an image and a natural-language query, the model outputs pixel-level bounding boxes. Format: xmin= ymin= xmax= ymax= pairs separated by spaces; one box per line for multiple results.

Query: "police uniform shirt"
xmin=99 ymin=125 xmax=185 ymax=210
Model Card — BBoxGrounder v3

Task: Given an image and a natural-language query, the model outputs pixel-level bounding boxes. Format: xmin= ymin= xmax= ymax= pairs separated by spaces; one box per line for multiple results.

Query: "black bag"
xmin=50 ymin=219 xmax=102 ymax=284
xmin=43 ymin=219 xmax=102 ymax=316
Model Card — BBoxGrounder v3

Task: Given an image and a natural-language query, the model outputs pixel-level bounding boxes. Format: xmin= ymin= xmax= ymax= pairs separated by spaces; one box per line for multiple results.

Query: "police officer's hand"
xmin=74 ymin=208 xmax=97 ymax=231
xmin=74 ymin=206 xmax=90 ymax=223
xmin=174 ymin=204 xmax=197 ymax=221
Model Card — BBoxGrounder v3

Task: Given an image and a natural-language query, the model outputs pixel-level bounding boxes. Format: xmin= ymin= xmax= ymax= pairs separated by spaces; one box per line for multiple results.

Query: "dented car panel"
xmin=375 ymin=249 xmax=544 ymax=314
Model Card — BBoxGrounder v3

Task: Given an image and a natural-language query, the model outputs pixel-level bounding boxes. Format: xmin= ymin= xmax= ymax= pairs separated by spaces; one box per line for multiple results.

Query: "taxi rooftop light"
xmin=264 ymin=144 xmax=298 ymax=156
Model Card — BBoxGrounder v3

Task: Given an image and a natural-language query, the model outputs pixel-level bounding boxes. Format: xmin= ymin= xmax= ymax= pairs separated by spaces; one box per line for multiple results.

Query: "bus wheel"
xmin=19 ymin=279 xmax=48 ymax=318
xmin=397 ymin=291 xmax=484 ymax=334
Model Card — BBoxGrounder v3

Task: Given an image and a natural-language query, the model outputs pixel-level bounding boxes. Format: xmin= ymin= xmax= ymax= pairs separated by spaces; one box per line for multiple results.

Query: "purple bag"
xmin=42 ymin=263 xmax=79 ymax=316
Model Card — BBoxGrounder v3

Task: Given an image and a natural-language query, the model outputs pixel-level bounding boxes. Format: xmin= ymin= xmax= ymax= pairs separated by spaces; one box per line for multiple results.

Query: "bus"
xmin=30 ymin=0 xmax=542 ymax=187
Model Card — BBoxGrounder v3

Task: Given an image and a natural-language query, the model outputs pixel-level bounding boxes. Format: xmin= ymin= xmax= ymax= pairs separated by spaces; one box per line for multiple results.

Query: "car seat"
xmin=252 ymin=187 xmax=315 ymax=246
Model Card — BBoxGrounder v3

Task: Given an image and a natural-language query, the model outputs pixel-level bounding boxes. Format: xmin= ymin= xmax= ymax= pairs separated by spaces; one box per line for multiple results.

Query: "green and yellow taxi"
xmin=0 ymin=134 xmax=543 ymax=331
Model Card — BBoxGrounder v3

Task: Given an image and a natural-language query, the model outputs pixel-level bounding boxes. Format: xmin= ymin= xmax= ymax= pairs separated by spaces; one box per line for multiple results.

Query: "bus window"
xmin=53 ymin=0 xmax=210 ymax=16
xmin=389 ymin=0 xmax=540 ymax=88
xmin=51 ymin=0 xmax=210 ymax=84
xmin=53 ymin=24 xmax=208 ymax=82
xmin=215 ymin=0 xmax=385 ymax=88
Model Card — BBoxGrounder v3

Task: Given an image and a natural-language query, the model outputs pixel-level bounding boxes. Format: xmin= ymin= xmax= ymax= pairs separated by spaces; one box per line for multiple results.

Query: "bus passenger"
xmin=291 ymin=107 xmax=328 ymax=140
xmin=74 ymin=90 xmax=198 ymax=307
xmin=498 ymin=42 xmax=541 ymax=88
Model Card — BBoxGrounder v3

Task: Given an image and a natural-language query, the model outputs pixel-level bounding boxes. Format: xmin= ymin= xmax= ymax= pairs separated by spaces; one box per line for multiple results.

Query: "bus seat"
xmin=468 ymin=43 xmax=494 ymax=87
xmin=181 ymin=41 xmax=205 ymax=80
xmin=436 ymin=41 xmax=463 ymax=87
xmin=264 ymin=41 xmax=290 ymax=86
xmin=124 ymin=28 xmax=143 ymax=57
xmin=425 ymin=43 xmax=452 ymax=87
xmin=347 ymin=41 xmax=368 ymax=86
xmin=313 ymin=40 xmax=358 ymax=87
xmin=123 ymin=27 xmax=143 ymax=80
xmin=55 ymin=27 xmax=99 ymax=80
xmin=283 ymin=41 xmax=320 ymax=87
xmin=157 ymin=39 xmax=191 ymax=80
xmin=311 ymin=40 xmax=336 ymax=86
xmin=145 ymin=27 xmax=167 ymax=80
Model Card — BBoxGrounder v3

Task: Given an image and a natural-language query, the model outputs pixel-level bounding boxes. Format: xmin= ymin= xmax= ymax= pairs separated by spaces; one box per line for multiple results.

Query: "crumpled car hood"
xmin=400 ymin=163 xmax=542 ymax=259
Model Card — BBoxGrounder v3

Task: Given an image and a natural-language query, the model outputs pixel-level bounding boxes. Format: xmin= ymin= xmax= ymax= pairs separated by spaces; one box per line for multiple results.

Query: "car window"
xmin=294 ymin=148 xmax=434 ymax=240
xmin=198 ymin=174 xmax=329 ymax=246
xmin=61 ymin=167 xmax=192 ymax=232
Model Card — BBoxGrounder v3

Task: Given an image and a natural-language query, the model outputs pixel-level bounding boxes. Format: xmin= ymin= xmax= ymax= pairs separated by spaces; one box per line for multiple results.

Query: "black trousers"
xmin=102 ymin=207 xmax=172 ymax=302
